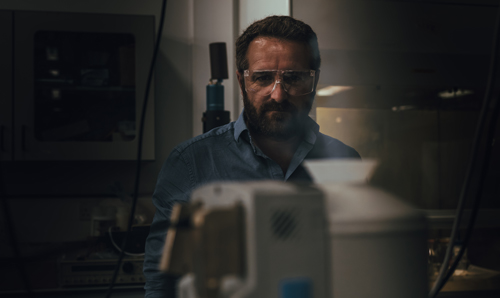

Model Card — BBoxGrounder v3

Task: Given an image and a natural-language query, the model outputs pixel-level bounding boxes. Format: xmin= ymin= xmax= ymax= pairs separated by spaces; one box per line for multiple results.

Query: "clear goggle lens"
xmin=244 ymin=70 xmax=316 ymax=96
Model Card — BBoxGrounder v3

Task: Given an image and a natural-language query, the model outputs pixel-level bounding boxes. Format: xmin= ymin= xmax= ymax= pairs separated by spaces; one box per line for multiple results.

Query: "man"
xmin=143 ymin=15 xmax=360 ymax=297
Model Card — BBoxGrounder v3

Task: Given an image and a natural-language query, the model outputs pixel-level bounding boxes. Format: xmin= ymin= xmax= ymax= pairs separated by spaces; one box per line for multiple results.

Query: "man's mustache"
xmin=261 ymin=100 xmax=297 ymax=114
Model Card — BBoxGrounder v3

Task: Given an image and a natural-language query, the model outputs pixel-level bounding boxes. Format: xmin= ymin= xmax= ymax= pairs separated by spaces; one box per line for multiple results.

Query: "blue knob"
xmin=206 ymin=80 xmax=224 ymax=111
xmin=280 ymin=277 xmax=312 ymax=298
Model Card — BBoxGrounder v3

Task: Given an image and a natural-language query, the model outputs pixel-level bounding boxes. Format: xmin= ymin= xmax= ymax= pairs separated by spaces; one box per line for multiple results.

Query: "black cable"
xmin=428 ymin=3 xmax=500 ymax=297
xmin=105 ymin=0 xmax=168 ymax=297
xmin=440 ymin=23 xmax=500 ymax=290
xmin=0 ymin=179 xmax=33 ymax=297
xmin=442 ymin=130 xmax=498 ymax=283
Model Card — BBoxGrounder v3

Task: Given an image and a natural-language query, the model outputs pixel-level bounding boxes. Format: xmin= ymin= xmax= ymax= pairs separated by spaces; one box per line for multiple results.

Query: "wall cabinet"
xmin=1 ymin=11 xmax=155 ymax=161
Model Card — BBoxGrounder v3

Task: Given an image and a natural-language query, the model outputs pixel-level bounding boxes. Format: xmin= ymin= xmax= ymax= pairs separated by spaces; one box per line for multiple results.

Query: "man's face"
xmin=237 ymin=37 xmax=318 ymax=140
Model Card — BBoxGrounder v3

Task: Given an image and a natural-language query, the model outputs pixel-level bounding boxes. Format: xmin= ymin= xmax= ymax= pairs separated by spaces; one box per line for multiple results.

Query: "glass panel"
xmin=34 ymin=31 xmax=136 ymax=142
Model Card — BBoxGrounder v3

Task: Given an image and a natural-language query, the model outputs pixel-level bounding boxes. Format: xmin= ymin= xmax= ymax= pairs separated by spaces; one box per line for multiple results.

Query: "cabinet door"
xmin=14 ymin=11 xmax=155 ymax=160
xmin=0 ymin=11 xmax=13 ymax=161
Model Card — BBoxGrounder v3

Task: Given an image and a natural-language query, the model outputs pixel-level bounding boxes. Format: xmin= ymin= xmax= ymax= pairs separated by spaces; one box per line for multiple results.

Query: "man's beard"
xmin=243 ymin=91 xmax=313 ymax=140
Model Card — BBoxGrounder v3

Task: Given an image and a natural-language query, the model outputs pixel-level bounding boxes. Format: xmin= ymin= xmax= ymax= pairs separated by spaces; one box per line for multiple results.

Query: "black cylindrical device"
xmin=209 ymin=42 xmax=228 ymax=80
xmin=204 ymin=42 xmax=230 ymax=133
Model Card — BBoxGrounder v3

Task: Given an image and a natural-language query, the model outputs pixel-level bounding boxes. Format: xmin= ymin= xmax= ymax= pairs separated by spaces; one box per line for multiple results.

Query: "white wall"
xmin=240 ymin=0 xmax=290 ymax=30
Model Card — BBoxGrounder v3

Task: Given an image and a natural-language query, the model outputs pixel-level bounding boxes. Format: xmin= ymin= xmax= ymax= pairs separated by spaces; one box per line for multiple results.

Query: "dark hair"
xmin=236 ymin=15 xmax=321 ymax=72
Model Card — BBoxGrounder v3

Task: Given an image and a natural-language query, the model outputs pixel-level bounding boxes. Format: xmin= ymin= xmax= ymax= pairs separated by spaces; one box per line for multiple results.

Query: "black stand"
xmin=202 ymin=110 xmax=230 ymax=133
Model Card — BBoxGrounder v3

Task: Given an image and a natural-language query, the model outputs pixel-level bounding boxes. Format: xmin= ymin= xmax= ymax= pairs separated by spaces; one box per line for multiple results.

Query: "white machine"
xmin=160 ymin=181 xmax=428 ymax=298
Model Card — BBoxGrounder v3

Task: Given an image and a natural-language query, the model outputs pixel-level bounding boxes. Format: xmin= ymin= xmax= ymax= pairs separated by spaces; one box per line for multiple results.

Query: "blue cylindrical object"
xmin=206 ymin=80 xmax=224 ymax=111
xmin=280 ymin=277 xmax=312 ymax=298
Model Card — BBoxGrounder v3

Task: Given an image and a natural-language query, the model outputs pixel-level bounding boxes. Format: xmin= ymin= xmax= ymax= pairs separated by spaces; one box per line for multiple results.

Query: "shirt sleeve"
xmin=143 ymin=148 xmax=195 ymax=297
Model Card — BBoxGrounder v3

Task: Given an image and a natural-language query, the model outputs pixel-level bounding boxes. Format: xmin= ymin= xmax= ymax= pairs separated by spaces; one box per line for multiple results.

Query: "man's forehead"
xmin=248 ymin=36 xmax=309 ymax=55
xmin=246 ymin=36 xmax=311 ymax=70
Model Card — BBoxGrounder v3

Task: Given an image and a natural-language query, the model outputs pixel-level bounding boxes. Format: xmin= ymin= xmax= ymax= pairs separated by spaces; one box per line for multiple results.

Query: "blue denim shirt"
xmin=143 ymin=112 xmax=360 ymax=297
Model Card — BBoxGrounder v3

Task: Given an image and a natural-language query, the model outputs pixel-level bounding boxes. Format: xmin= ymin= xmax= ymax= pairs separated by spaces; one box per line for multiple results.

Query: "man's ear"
xmin=311 ymin=69 xmax=321 ymax=99
xmin=314 ymin=69 xmax=321 ymax=91
xmin=236 ymin=70 xmax=244 ymax=95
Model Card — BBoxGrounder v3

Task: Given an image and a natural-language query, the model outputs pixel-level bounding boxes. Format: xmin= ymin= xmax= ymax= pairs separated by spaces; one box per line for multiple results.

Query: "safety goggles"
xmin=243 ymin=69 xmax=316 ymax=96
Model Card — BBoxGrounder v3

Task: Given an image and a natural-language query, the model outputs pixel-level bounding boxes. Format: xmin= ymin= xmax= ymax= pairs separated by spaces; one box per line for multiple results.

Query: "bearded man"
xmin=143 ymin=15 xmax=360 ymax=297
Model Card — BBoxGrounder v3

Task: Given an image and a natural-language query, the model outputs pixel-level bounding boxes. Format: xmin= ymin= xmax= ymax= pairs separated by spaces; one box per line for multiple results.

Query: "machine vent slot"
xmin=270 ymin=209 xmax=299 ymax=240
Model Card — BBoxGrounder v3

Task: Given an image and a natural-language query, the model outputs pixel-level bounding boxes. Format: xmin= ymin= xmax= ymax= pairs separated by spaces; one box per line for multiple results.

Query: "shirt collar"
xmin=234 ymin=110 xmax=248 ymax=142
xmin=233 ymin=109 xmax=319 ymax=144
xmin=303 ymin=116 xmax=319 ymax=145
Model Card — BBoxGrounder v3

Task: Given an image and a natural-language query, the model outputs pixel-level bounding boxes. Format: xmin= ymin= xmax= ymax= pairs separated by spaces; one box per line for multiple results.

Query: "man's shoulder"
xmin=312 ymin=132 xmax=361 ymax=159
xmin=173 ymin=121 xmax=236 ymax=154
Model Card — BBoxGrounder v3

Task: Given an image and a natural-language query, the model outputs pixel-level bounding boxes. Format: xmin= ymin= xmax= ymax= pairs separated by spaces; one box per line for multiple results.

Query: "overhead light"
xmin=392 ymin=105 xmax=416 ymax=112
xmin=438 ymin=89 xmax=474 ymax=99
xmin=317 ymin=85 xmax=353 ymax=97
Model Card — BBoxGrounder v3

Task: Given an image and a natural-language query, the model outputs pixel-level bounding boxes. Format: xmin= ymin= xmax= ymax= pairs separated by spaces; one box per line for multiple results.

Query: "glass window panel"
xmin=33 ymin=31 xmax=136 ymax=142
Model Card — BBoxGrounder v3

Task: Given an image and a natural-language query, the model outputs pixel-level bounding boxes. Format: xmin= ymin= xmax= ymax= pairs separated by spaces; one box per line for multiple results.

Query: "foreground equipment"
xmin=160 ymin=181 xmax=427 ymax=298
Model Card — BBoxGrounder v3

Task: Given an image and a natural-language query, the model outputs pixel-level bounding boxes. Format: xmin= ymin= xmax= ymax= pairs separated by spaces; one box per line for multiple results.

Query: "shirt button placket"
xmin=268 ymin=159 xmax=283 ymax=179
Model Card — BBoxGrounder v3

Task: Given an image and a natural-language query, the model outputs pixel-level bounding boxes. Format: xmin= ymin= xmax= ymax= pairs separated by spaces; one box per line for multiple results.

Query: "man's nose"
xmin=270 ymin=79 xmax=288 ymax=102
